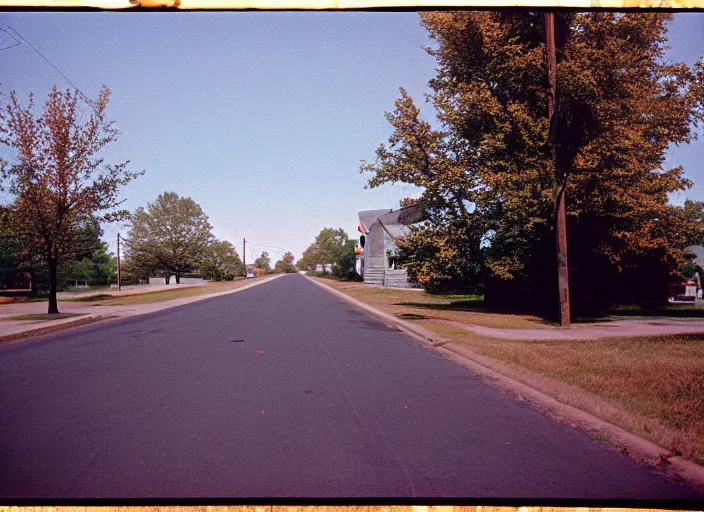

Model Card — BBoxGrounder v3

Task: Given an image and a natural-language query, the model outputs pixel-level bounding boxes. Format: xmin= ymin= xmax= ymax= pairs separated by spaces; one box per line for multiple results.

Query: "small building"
xmin=356 ymin=204 xmax=424 ymax=288
xmin=0 ymin=271 xmax=34 ymax=297
xmin=668 ymin=280 xmax=697 ymax=303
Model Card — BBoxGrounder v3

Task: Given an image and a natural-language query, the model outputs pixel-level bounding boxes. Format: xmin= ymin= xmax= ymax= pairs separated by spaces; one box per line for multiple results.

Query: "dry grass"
xmin=421 ymin=319 xmax=704 ymax=465
xmin=319 ymin=278 xmax=704 ymax=465
xmin=313 ymin=278 xmax=545 ymax=329
xmin=85 ymin=280 xmax=258 ymax=306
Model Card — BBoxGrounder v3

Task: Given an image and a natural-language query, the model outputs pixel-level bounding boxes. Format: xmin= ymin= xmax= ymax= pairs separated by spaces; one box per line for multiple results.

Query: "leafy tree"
xmin=681 ymin=249 xmax=703 ymax=282
xmin=274 ymin=251 xmax=297 ymax=274
xmin=298 ymin=228 xmax=360 ymax=279
xmin=90 ymin=241 xmax=117 ymax=285
xmin=67 ymin=258 xmax=94 ymax=287
xmin=398 ymin=223 xmax=485 ymax=294
xmin=125 ymin=192 xmax=214 ymax=284
xmin=201 ymin=239 xmax=244 ymax=280
xmin=314 ymin=228 xmax=348 ymax=273
xmin=254 ymin=251 xmax=271 ymax=272
xmin=362 ymin=12 xmax=704 ymax=317
xmin=66 ymin=241 xmax=116 ymax=286
xmin=297 ymin=244 xmax=318 ymax=273
xmin=331 ymin=239 xmax=361 ymax=281
xmin=0 ymin=86 xmax=141 ymax=312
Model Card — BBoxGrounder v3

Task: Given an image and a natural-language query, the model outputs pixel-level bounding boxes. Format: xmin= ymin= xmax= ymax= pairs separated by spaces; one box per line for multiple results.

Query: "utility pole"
xmin=243 ymin=238 xmax=246 ymax=277
xmin=544 ymin=11 xmax=571 ymax=327
xmin=117 ymin=232 xmax=122 ymax=291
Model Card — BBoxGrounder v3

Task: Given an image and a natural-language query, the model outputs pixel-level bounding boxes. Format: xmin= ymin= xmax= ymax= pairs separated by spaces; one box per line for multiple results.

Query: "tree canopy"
xmin=66 ymin=240 xmax=116 ymax=286
xmin=274 ymin=251 xmax=297 ymax=274
xmin=0 ymin=86 xmax=142 ymax=312
xmin=299 ymin=227 xmax=361 ymax=280
xmin=254 ymin=251 xmax=272 ymax=272
xmin=362 ymin=12 xmax=704 ymax=317
xmin=201 ymin=239 xmax=244 ymax=281
xmin=125 ymin=191 xmax=214 ymax=283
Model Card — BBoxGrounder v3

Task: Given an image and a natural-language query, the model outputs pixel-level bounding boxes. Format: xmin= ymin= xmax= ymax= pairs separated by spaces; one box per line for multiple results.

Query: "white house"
xmin=356 ymin=204 xmax=424 ymax=288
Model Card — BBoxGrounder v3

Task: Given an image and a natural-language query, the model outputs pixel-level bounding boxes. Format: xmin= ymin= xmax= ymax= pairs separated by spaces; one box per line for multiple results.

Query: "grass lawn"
xmin=0 ymin=313 xmax=85 ymax=321
xmin=86 ymin=279 xmax=261 ymax=306
xmin=312 ymin=278 xmax=546 ymax=329
xmin=69 ymin=293 xmax=115 ymax=302
xmin=316 ymin=277 xmax=704 ymax=465
xmin=610 ymin=303 xmax=704 ymax=319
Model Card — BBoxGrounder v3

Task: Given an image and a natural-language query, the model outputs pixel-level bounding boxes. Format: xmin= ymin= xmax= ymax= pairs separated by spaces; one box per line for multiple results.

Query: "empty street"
xmin=0 ymin=274 xmax=701 ymax=499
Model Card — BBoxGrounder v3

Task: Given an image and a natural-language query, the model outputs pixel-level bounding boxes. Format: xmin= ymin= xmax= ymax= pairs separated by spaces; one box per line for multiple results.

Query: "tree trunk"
xmin=175 ymin=274 xmax=180 ymax=284
xmin=165 ymin=276 xmax=170 ymax=285
xmin=48 ymin=257 xmax=59 ymax=314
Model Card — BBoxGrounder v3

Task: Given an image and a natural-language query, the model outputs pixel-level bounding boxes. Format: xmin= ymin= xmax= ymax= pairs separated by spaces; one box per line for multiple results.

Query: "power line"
xmin=0 ymin=29 xmax=21 ymax=52
xmin=245 ymin=241 xmax=285 ymax=253
xmin=3 ymin=26 xmax=89 ymax=102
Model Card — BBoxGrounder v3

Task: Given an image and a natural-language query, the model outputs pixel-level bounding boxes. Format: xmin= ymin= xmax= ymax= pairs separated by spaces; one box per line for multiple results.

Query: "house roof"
xmin=380 ymin=222 xmax=412 ymax=239
xmin=377 ymin=204 xmax=424 ymax=226
xmin=357 ymin=209 xmax=392 ymax=234
xmin=687 ymin=245 xmax=704 ymax=262
xmin=357 ymin=204 xmax=425 ymax=240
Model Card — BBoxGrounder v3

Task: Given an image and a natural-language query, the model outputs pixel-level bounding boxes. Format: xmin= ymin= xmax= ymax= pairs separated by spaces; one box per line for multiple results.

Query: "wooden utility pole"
xmin=117 ymin=232 xmax=122 ymax=291
xmin=544 ymin=11 xmax=571 ymax=327
xmin=243 ymin=238 xmax=246 ymax=277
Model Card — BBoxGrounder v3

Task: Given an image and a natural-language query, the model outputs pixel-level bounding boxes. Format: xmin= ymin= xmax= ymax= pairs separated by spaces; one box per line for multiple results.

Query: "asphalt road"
xmin=1 ymin=273 xmax=701 ymax=499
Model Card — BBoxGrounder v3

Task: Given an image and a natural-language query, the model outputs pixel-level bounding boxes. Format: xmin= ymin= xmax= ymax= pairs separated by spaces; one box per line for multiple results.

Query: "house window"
xmin=387 ymin=249 xmax=400 ymax=270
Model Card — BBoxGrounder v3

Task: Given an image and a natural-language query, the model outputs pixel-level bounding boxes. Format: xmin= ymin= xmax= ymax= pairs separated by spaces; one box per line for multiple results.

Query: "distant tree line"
xmin=298 ymin=228 xmax=360 ymax=281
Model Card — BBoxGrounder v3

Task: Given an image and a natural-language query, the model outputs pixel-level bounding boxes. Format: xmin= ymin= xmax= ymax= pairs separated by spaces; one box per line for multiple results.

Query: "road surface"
xmin=0 ymin=274 xmax=701 ymax=499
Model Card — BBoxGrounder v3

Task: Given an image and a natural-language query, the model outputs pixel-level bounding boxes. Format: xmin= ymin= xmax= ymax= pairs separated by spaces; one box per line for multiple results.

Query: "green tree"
xmin=297 ymin=245 xmax=318 ymax=273
xmin=363 ymin=12 xmax=704 ymax=317
xmin=201 ymin=239 xmax=244 ymax=280
xmin=314 ymin=228 xmax=348 ymax=274
xmin=274 ymin=251 xmax=297 ymax=274
xmin=66 ymin=241 xmax=116 ymax=287
xmin=331 ymin=239 xmax=361 ymax=281
xmin=298 ymin=228 xmax=359 ymax=279
xmin=67 ymin=258 xmax=94 ymax=287
xmin=125 ymin=192 xmax=214 ymax=284
xmin=0 ymin=86 xmax=142 ymax=313
xmin=254 ymin=251 xmax=271 ymax=272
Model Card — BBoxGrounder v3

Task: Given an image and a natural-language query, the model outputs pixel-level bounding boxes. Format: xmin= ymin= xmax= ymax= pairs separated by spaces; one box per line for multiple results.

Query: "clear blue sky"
xmin=0 ymin=12 xmax=702 ymax=262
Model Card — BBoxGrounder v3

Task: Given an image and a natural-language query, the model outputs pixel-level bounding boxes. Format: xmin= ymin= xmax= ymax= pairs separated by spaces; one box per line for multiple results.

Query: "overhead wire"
xmin=0 ymin=28 xmax=21 ymax=52
xmin=2 ymin=26 xmax=90 ymax=102
xmin=245 ymin=240 xmax=286 ymax=253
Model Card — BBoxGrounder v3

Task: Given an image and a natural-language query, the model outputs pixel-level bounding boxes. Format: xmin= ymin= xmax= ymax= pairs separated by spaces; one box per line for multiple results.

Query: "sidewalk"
xmin=451 ymin=318 xmax=704 ymax=340
xmin=56 ymin=282 xmax=204 ymax=300
xmin=0 ymin=275 xmax=283 ymax=343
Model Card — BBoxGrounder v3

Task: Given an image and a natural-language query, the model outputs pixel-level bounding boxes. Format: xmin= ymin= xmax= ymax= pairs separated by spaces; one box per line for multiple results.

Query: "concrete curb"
xmin=307 ymin=275 xmax=704 ymax=492
xmin=0 ymin=314 xmax=115 ymax=346
xmin=0 ymin=275 xmax=285 ymax=347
